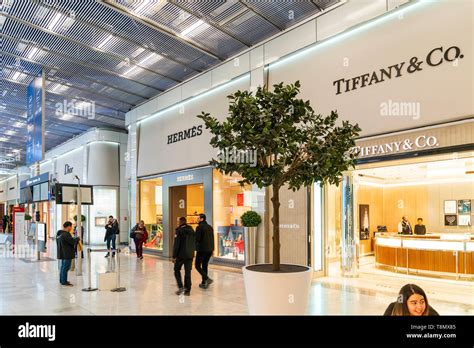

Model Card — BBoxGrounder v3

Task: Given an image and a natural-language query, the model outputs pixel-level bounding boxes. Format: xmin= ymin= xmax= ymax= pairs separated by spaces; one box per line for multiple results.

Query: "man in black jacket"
xmin=172 ymin=217 xmax=195 ymax=296
xmin=104 ymin=215 xmax=119 ymax=257
xmin=195 ymin=214 xmax=214 ymax=289
xmin=57 ymin=221 xmax=80 ymax=286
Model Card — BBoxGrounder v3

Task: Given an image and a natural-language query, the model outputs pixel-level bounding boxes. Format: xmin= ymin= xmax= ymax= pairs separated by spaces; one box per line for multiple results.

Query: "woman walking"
xmin=131 ymin=220 xmax=148 ymax=260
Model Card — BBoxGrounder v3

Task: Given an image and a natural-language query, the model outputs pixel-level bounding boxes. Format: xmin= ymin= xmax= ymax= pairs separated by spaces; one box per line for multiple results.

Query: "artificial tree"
xmin=198 ymin=81 xmax=360 ymax=271
xmin=241 ymin=211 xmax=262 ymax=228
xmin=73 ymin=214 xmax=86 ymax=222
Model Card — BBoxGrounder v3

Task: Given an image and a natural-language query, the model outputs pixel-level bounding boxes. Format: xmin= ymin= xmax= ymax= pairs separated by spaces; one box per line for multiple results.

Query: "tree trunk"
xmin=271 ymin=184 xmax=281 ymax=271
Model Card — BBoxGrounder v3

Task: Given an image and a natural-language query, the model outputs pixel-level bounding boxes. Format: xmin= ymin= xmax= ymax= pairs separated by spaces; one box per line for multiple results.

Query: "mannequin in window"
xmin=397 ymin=216 xmax=412 ymax=235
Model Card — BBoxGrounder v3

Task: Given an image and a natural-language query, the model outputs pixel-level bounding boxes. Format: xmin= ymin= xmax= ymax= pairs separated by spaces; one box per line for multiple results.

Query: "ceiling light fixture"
xmin=134 ymin=1 xmax=149 ymax=14
xmin=181 ymin=20 xmax=204 ymax=37
xmin=97 ymin=34 xmax=113 ymax=49
xmin=124 ymin=66 xmax=138 ymax=75
xmin=48 ymin=12 xmax=62 ymax=30
xmin=60 ymin=113 xmax=73 ymax=120
xmin=140 ymin=52 xmax=161 ymax=65
xmin=27 ymin=47 xmax=38 ymax=59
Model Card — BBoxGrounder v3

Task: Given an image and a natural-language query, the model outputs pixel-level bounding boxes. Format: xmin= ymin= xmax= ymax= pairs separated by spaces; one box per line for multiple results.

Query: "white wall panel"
xmin=264 ymin=19 xmax=317 ymax=65
xmin=250 ymin=45 xmax=264 ymax=70
xmin=212 ymin=52 xmax=250 ymax=87
xmin=6 ymin=176 xmax=18 ymax=201
xmin=137 ymin=76 xmax=250 ymax=177
xmin=87 ymin=142 xmax=119 ymax=186
xmin=0 ymin=180 xmax=7 ymax=201
xmin=388 ymin=0 xmax=410 ymax=11
xmin=54 ymin=147 xmax=84 ymax=184
xmin=317 ymin=0 xmax=387 ymax=41
xmin=182 ymin=71 xmax=212 ymax=99
xmin=269 ymin=0 xmax=473 ymax=137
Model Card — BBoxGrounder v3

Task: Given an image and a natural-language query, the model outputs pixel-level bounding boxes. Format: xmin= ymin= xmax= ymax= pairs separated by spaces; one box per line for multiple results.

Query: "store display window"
xmin=140 ymin=177 xmax=164 ymax=250
xmin=213 ymin=170 xmax=252 ymax=262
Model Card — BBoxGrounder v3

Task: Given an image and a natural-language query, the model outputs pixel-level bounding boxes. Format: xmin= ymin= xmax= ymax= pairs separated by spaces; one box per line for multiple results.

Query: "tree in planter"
xmin=241 ymin=211 xmax=262 ymax=227
xmin=73 ymin=214 xmax=86 ymax=222
xmin=198 ymin=81 xmax=361 ymax=271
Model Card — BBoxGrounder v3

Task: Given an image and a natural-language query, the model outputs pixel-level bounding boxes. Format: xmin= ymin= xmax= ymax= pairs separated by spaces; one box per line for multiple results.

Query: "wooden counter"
xmin=375 ymin=233 xmax=474 ymax=278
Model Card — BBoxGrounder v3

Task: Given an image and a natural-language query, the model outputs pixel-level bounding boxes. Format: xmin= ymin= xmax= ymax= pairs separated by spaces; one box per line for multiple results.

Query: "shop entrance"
xmin=168 ymin=183 xmax=204 ymax=251
xmin=325 ymin=151 xmax=474 ymax=279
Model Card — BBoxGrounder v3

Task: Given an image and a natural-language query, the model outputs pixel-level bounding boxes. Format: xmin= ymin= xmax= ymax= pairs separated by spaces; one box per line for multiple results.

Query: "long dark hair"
xmin=392 ymin=284 xmax=430 ymax=316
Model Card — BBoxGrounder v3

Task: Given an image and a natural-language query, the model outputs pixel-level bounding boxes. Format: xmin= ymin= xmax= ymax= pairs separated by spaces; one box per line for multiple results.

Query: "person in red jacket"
xmin=131 ymin=220 xmax=148 ymax=260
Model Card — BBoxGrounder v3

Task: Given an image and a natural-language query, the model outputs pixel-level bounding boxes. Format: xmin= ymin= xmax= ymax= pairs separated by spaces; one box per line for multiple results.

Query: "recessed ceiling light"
xmin=60 ymin=113 xmax=73 ymax=120
xmin=98 ymin=34 xmax=113 ymax=49
xmin=134 ymin=1 xmax=149 ymax=14
xmin=181 ymin=20 xmax=204 ymax=37
xmin=123 ymin=66 xmax=138 ymax=75
xmin=140 ymin=52 xmax=161 ymax=65
xmin=48 ymin=12 xmax=63 ymax=30
xmin=27 ymin=47 xmax=38 ymax=59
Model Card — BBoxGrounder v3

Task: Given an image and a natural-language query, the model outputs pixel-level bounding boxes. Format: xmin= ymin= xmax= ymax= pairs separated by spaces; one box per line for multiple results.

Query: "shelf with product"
xmin=217 ymin=225 xmax=245 ymax=261
xmin=144 ymin=221 xmax=163 ymax=250
xmin=213 ymin=170 xmax=253 ymax=262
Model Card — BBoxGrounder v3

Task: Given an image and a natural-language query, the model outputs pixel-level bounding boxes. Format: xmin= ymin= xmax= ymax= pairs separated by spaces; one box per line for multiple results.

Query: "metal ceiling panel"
xmin=0 ymin=0 xmax=343 ymax=166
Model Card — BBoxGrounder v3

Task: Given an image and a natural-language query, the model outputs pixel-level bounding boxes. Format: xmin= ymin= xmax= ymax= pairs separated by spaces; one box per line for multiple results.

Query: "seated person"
xmin=414 ymin=218 xmax=426 ymax=235
xmin=384 ymin=284 xmax=439 ymax=316
xmin=397 ymin=216 xmax=412 ymax=235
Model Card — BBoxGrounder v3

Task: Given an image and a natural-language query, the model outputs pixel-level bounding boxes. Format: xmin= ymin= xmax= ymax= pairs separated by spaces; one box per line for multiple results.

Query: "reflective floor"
xmin=0 ymin=245 xmax=473 ymax=315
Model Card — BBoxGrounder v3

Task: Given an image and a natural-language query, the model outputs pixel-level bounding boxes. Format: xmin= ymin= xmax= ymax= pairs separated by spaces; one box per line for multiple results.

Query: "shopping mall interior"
xmin=0 ymin=1 xmax=473 ymax=344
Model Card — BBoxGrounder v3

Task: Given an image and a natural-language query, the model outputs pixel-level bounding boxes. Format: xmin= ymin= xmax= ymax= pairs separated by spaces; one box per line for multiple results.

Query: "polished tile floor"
xmin=0 ymin=244 xmax=473 ymax=315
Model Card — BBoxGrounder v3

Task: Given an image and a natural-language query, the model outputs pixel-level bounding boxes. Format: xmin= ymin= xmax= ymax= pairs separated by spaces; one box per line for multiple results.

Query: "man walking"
xmin=172 ymin=217 xmax=195 ymax=296
xmin=195 ymin=214 xmax=214 ymax=289
xmin=2 ymin=214 xmax=8 ymax=233
xmin=57 ymin=221 xmax=80 ymax=286
xmin=104 ymin=215 xmax=119 ymax=257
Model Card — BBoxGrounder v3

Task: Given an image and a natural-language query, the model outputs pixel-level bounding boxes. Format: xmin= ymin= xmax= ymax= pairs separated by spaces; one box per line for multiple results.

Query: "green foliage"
xmin=198 ymin=81 xmax=361 ymax=270
xmin=241 ymin=211 xmax=262 ymax=227
xmin=198 ymin=81 xmax=361 ymax=191
xmin=24 ymin=214 xmax=32 ymax=221
xmin=73 ymin=214 xmax=86 ymax=222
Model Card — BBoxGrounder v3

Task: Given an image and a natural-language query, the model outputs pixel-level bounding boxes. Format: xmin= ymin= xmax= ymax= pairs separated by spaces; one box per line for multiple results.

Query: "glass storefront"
xmin=213 ymin=170 xmax=252 ymax=262
xmin=325 ymin=151 xmax=474 ymax=278
xmin=137 ymin=168 xmax=255 ymax=264
xmin=89 ymin=187 xmax=118 ymax=244
xmin=140 ymin=177 xmax=164 ymax=251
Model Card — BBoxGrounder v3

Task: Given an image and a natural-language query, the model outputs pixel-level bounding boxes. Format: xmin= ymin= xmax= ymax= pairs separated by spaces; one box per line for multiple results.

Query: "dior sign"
xmin=354 ymin=135 xmax=439 ymax=158
xmin=333 ymin=45 xmax=465 ymax=95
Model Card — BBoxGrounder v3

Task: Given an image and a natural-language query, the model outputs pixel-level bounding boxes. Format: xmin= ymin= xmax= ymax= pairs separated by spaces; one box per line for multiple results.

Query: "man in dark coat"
xmin=2 ymin=214 xmax=8 ymax=233
xmin=104 ymin=215 xmax=119 ymax=257
xmin=172 ymin=217 xmax=195 ymax=296
xmin=57 ymin=221 xmax=80 ymax=286
xmin=195 ymin=214 xmax=215 ymax=289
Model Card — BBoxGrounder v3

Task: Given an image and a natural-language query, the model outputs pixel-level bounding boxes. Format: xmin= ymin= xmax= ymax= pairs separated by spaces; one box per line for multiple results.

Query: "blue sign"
xmin=20 ymin=172 xmax=49 ymax=189
xmin=26 ymin=75 xmax=44 ymax=165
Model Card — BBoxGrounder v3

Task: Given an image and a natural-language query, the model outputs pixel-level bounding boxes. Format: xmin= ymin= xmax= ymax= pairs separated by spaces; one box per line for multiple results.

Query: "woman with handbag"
xmin=130 ymin=220 xmax=148 ymax=260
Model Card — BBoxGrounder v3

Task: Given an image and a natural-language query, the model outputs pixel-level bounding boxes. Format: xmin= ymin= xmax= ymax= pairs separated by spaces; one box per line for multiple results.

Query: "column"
xmin=341 ymin=173 xmax=359 ymax=277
